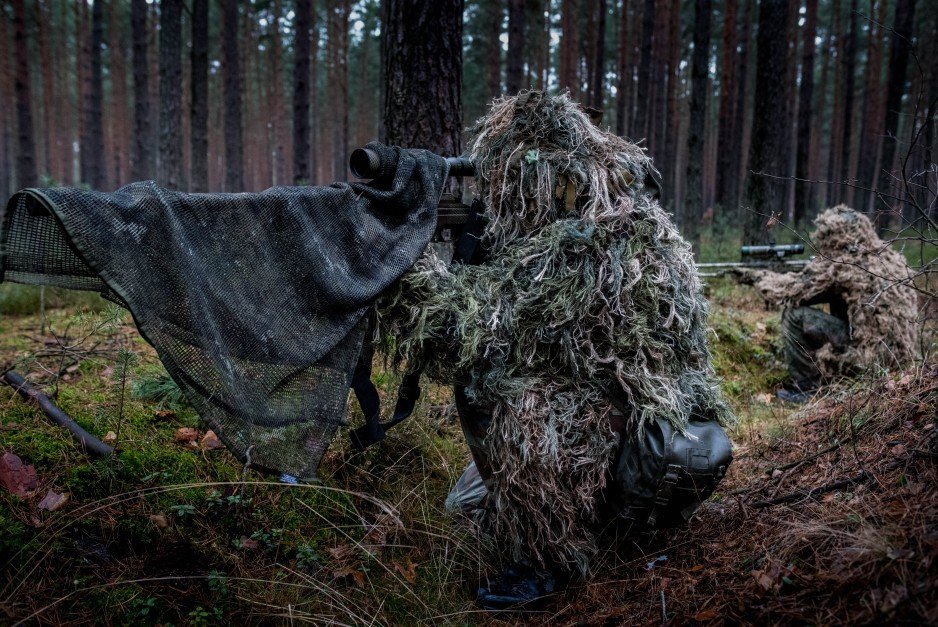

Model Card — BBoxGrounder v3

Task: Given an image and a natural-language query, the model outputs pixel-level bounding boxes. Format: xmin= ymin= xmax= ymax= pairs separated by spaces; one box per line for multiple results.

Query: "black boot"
xmin=476 ymin=563 xmax=559 ymax=611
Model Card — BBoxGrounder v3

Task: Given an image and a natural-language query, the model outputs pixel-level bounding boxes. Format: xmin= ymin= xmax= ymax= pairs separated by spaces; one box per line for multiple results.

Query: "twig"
xmin=1 ymin=370 xmax=113 ymax=457
xmin=751 ymin=472 xmax=871 ymax=509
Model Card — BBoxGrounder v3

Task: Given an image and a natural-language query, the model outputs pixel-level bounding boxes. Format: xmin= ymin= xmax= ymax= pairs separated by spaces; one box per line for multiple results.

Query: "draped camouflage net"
xmin=378 ymin=92 xmax=731 ymax=571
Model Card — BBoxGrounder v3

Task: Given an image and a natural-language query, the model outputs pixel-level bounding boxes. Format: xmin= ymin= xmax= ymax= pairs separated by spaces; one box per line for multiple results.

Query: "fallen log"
xmin=2 ymin=371 xmax=114 ymax=457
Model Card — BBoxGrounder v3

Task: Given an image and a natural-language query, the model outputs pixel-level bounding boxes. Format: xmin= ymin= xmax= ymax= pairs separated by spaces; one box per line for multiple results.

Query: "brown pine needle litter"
xmin=378 ymin=91 xmax=732 ymax=572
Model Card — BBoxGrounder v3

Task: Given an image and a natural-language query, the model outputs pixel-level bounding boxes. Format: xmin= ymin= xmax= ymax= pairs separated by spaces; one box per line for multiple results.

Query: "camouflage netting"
xmin=378 ymin=92 xmax=731 ymax=572
xmin=749 ymin=205 xmax=919 ymax=376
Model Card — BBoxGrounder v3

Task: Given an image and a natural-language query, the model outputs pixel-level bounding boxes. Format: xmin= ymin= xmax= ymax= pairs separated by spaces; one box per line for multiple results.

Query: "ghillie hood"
xmin=379 ymin=91 xmax=730 ymax=571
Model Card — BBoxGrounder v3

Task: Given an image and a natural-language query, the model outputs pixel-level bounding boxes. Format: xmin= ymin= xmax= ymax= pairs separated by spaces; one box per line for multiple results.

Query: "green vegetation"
xmin=0 ymin=284 xmax=807 ymax=624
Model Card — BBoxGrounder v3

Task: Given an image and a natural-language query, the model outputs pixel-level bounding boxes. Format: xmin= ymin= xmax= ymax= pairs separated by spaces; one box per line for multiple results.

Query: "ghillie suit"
xmin=378 ymin=92 xmax=732 ymax=572
xmin=748 ymin=206 xmax=919 ymax=378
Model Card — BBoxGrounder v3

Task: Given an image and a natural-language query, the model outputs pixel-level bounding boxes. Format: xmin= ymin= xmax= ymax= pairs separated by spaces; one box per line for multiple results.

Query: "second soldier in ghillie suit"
xmin=378 ymin=91 xmax=733 ymax=608
xmin=742 ymin=206 xmax=919 ymax=402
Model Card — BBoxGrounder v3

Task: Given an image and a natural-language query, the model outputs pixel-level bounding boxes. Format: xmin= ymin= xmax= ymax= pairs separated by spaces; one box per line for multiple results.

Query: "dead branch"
xmin=2 ymin=370 xmax=113 ymax=457
xmin=750 ymin=471 xmax=872 ymax=509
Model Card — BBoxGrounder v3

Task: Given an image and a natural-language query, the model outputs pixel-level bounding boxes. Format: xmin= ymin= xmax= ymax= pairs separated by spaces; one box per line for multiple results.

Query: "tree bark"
xmin=189 ymin=0 xmax=209 ymax=191
xmin=81 ymin=0 xmax=105 ymax=188
xmin=826 ymin=0 xmax=844 ymax=205
xmin=329 ymin=0 xmax=350 ymax=182
xmin=158 ymin=0 xmax=183 ymax=190
xmin=559 ymin=0 xmax=580 ymax=97
xmin=730 ymin=0 xmax=753 ymax=213
xmin=742 ymin=0 xmax=791 ymax=244
xmin=874 ymin=0 xmax=916 ymax=228
xmin=839 ymin=0 xmax=859 ymax=207
xmin=615 ymin=0 xmax=630 ymax=136
xmin=714 ymin=0 xmax=738 ymax=211
xmin=506 ymin=0 xmax=525 ymax=94
xmin=632 ymin=0 xmax=655 ymax=142
xmin=793 ymin=0 xmax=818 ymax=224
xmin=221 ymin=0 xmax=244 ymax=191
xmin=130 ymin=0 xmax=152 ymax=181
xmin=855 ymin=0 xmax=887 ymax=215
xmin=107 ymin=1 xmax=130 ymax=188
xmin=0 ymin=6 xmax=12 ymax=200
xmin=382 ymin=0 xmax=463 ymax=158
xmin=590 ymin=0 xmax=607 ymax=110
xmin=683 ymin=0 xmax=712 ymax=249
xmin=12 ymin=0 xmax=37 ymax=188
xmin=294 ymin=0 xmax=312 ymax=184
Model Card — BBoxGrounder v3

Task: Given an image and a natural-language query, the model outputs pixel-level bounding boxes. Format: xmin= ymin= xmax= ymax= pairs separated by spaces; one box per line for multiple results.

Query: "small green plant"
xmin=170 ymin=503 xmax=196 ymax=518
xmin=188 ymin=606 xmax=211 ymax=626
xmin=131 ymin=596 xmax=159 ymax=618
xmin=296 ymin=544 xmax=320 ymax=570
xmin=208 ymin=570 xmax=228 ymax=596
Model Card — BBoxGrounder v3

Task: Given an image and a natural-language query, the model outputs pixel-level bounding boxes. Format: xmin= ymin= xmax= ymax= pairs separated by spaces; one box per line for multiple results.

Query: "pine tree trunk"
xmin=855 ymin=0 xmax=887 ymax=215
xmin=382 ymin=0 xmax=463 ymax=157
xmin=874 ymin=0 xmax=916 ymax=228
xmin=662 ymin=0 xmax=681 ymax=201
xmin=294 ymin=0 xmax=311 ymax=184
xmin=130 ymin=0 xmax=152 ymax=181
xmin=729 ymin=0 xmax=752 ymax=213
xmin=590 ymin=0 xmax=606 ymax=110
xmin=108 ymin=1 xmax=130 ymax=188
xmin=190 ymin=0 xmax=209 ymax=191
xmin=0 ymin=5 xmax=13 ymax=198
xmin=486 ymin=1 xmax=502 ymax=98
xmin=559 ymin=0 xmax=580 ymax=97
xmin=714 ymin=0 xmax=738 ymax=211
xmin=793 ymin=0 xmax=817 ymax=224
xmin=742 ymin=0 xmax=790 ymax=244
xmin=330 ymin=0 xmax=350 ymax=183
xmin=270 ymin=0 xmax=287 ymax=186
xmin=615 ymin=0 xmax=630 ymax=136
xmin=13 ymin=0 xmax=37 ymax=188
xmin=506 ymin=0 xmax=525 ymax=94
xmin=826 ymin=0 xmax=844 ymax=206
xmin=632 ymin=0 xmax=654 ymax=142
xmin=221 ymin=0 xmax=244 ymax=191
xmin=158 ymin=0 xmax=183 ymax=189
xmin=682 ymin=0 xmax=712 ymax=249
xmin=83 ymin=0 xmax=105 ymax=188
xmin=839 ymin=0 xmax=858 ymax=207
xmin=37 ymin=1 xmax=55 ymax=180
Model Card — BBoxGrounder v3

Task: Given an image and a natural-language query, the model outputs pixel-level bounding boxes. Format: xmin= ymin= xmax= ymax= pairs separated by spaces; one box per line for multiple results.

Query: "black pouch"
xmin=613 ymin=417 xmax=732 ymax=528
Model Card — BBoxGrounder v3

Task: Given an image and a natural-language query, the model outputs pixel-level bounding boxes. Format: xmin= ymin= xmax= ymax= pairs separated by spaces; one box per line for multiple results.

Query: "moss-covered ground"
xmin=0 ymin=270 xmax=932 ymax=625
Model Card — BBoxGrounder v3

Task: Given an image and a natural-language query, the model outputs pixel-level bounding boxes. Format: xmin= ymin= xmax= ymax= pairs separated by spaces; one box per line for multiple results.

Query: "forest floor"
xmin=0 ymin=277 xmax=934 ymax=626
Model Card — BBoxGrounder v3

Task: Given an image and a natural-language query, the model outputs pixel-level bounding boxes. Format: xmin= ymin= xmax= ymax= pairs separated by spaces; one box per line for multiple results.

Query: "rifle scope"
xmin=350 ymin=147 xmax=475 ymax=179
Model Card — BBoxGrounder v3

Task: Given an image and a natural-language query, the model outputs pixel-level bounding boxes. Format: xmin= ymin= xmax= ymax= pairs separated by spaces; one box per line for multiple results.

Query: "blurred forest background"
xmin=1 ymin=0 xmax=936 ymax=247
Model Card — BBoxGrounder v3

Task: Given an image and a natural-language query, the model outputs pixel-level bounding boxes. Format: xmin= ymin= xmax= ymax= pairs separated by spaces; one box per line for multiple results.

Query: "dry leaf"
xmin=200 ymin=430 xmax=224 ymax=451
xmin=393 ymin=559 xmax=418 ymax=583
xmin=755 ymin=392 xmax=774 ymax=405
xmin=103 ymin=431 xmax=118 ymax=444
xmin=333 ymin=567 xmax=366 ymax=588
xmin=0 ymin=452 xmax=38 ymax=497
xmin=37 ymin=490 xmax=68 ymax=512
xmin=149 ymin=513 xmax=169 ymax=529
xmin=694 ymin=609 xmax=719 ymax=621
xmin=327 ymin=545 xmax=354 ymax=562
xmin=154 ymin=409 xmax=176 ymax=421
xmin=239 ymin=536 xmax=259 ymax=549
xmin=174 ymin=427 xmax=199 ymax=445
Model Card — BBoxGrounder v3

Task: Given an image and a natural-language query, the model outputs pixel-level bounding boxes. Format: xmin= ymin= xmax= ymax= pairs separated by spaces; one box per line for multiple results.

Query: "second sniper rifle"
xmin=349 ymin=146 xmax=809 ymax=274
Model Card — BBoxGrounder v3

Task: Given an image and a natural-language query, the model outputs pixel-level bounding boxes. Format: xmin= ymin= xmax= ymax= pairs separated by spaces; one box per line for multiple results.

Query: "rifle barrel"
xmin=350 ymin=147 xmax=475 ymax=179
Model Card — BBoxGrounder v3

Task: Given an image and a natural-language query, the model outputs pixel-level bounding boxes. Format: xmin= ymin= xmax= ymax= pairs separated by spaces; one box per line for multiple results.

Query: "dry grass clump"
xmin=536 ymin=364 xmax=937 ymax=625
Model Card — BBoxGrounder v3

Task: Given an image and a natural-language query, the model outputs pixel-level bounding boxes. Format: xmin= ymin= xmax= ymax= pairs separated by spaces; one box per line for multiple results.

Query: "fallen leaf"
xmin=154 ymin=409 xmax=176 ymax=421
xmin=239 ymin=536 xmax=259 ymax=549
xmin=103 ymin=431 xmax=117 ymax=444
xmin=200 ymin=430 xmax=224 ymax=451
xmin=891 ymin=443 xmax=907 ymax=457
xmin=694 ymin=609 xmax=719 ymax=621
xmin=174 ymin=427 xmax=199 ymax=445
xmin=149 ymin=513 xmax=169 ymax=529
xmin=755 ymin=392 xmax=774 ymax=405
xmin=37 ymin=490 xmax=68 ymax=512
xmin=394 ymin=559 xmax=418 ymax=583
xmin=333 ymin=567 xmax=366 ymax=588
xmin=101 ymin=366 xmax=115 ymax=378
xmin=0 ymin=453 xmax=38 ymax=496
xmin=65 ymin=363 xmax=81 ymax=373
xmin=327 ymin=545 xmax=354 ymax=562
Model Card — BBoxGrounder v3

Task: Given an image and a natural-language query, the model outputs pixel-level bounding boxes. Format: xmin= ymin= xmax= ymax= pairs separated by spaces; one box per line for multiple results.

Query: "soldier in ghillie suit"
xmin=741 ymin=206 xmax=919 ymax=403
xmin=378 ymin=92 xmax=733 ymax=609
